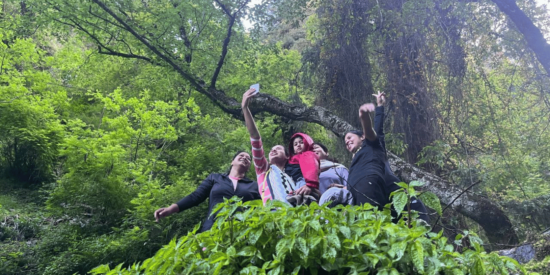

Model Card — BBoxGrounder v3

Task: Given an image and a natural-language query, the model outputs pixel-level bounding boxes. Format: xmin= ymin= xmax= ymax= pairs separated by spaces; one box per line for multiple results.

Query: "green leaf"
xmin=396 ymin=182 xmax=409 ymax=189
xmin=296 ymin=237 xmax=309 ymax=257
xmin=339 ymin=226 xmax=351 ymax=239
xmin=267 ymin=265 xmax=283 ymax=275
xmin=291 ymin=266 xmax=302 ymax=275
xmin=249 ymin=228 xmax=263 ymax=245
xmin=471 ymin=256 xmax=485 ymax=275
xmin=227 ymin=246 xmax=237 ymax=257
xmin=90 ymin=265 xmax=111 ymax=274
xmin=237 ymin=246 xmax=257 ymax=257
xmin=322 ymin=247 xmax=337 ymax=261
xmin=388 ymin=242 xmax=407 ymax=261
xmin=309 ymin=236 xmax=323 ymax=249
xmin=309 ymin=219 xmax=321 ymax=232
xmin=411 ymin=242 xmax=424 ymax=273
xmin=240 ymin=266 xmax=260 ymax=275
xmin=409 ymin=180 xmax=426 ymax=187
xmin=392 ymin=192 xmax=408 ymax=217
xmin=418 ymin=191 xmax=442 ymax=216
xmin=210 ymin=252 xmax=227 ymax=264
xmin=243 ymin=200 xmax=264 ymax=207
xmin=327 ymin=234 xmax=341 ymax=249
xmin=276 ymin=238 xmax=290 ymax=257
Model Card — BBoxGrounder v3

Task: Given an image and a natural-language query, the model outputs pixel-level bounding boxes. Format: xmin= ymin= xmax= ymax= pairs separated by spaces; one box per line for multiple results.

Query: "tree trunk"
xmin=312 ymin=0 xmax=375 ymax=128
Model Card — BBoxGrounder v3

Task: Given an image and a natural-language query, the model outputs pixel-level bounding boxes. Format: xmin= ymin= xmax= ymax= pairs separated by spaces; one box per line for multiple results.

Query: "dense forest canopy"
xmin=1 ymin=0 xmax=550 ymax=274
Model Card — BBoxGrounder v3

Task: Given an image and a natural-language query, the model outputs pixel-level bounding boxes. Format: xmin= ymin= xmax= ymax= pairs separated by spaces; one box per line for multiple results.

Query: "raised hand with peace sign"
xmin=372 ymin=91 xmax=386 ymax=107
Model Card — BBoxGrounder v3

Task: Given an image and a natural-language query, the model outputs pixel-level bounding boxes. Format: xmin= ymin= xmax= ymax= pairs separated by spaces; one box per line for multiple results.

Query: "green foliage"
xmin=45 ymin=89 xmax=180 ymax=231
xmin=0 ymin=190 xmax=46 ymax=275
xmin=0 ymin=29 xmax=64 ymax=185
xmin=525 ymin=256 xmax=550 ymax=275
xmin=91 ymin=197 xmax=525 ymax=275
xmin=385 ymin=133 xmax=409 ymax=158
xmin=391 ymin=181 xmax=442 ymax=226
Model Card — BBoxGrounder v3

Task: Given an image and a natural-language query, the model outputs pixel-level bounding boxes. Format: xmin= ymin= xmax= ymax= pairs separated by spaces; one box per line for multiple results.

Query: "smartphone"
xmin=250 ymin=83 xmax=260 ymax=95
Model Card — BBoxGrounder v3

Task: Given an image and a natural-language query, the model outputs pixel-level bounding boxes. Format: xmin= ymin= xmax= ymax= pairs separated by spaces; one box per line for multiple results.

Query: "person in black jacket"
xmin=153 ymin=151 xmax=261 ymax=232
xmin=372 ymin=91 xmax=430 ymax=223
xmin=344 ymin=103 xmax=389 ymax=209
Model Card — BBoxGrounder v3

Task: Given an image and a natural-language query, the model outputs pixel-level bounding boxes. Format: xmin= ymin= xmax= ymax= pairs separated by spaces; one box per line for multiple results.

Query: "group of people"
xmin=153 ymin=89 xmax=429 ymax=232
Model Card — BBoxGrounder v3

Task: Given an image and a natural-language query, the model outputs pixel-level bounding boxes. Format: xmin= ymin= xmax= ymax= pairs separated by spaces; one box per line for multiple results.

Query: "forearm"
xmin=176 ymin=176 xmax=213 ymax=211
xmin=167 ymin=203 xmax=180 ymax=214
xmin=374 ymin=106 xmax=385 ymax=136
xmin=360 ymin=112 xmax=377 ymax=141
xmin=243 ymin=106 xmax=261 ymax=140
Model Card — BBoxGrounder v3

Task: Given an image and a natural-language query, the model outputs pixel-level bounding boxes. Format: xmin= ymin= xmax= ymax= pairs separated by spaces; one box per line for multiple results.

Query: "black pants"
xmin=348 ymin=174 xmax=388 ymax=210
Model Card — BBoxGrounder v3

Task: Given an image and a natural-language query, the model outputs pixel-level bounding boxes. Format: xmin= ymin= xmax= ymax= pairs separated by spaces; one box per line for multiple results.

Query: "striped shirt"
xmin=250 ymin=138 xmax=297 ymax=204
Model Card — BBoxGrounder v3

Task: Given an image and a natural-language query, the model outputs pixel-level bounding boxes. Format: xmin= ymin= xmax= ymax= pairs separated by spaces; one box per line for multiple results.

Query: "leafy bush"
xmin=91 ymin=198 xmax=526 ymax=275
xmin=0 ymin=30 xmax=65 ymax=185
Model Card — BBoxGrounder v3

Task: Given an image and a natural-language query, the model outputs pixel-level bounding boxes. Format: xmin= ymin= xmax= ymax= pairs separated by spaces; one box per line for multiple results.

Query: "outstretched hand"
xmin=241 ymin=88 xmax=258 ymax=109
xmin=359 ymin=103 xmax=376 ymax=116
xmin=154 ymin=207 xmax=174 ymax=222
xmin=372 ymin=91 xmax=386 ymax=106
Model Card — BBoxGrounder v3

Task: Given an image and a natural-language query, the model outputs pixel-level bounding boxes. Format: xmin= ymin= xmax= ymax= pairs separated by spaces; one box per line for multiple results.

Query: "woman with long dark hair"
xmin=344 ymin=103 xmax=388 ymax=209
xmin=153 ymin=151 xmax=261 ymax=232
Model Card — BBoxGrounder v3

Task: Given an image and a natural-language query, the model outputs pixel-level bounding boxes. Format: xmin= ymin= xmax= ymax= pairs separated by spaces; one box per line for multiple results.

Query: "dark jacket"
xmin=374 ymin=106 xmax=430 ymax=223
xmin=176 ymin=173 xmax=261 ymax=232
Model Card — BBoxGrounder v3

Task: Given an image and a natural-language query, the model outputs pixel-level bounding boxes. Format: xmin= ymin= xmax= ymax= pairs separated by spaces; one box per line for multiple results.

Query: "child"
xmin=285 ymin=133 xmax=321 ymax=204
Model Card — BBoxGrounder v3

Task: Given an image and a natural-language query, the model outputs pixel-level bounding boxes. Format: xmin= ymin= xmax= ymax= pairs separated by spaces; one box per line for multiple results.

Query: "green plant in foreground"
xmin=390 ymin=181 xmax=443 ymax=228
xmin=91 ymin=196 xmax=527 ymax=275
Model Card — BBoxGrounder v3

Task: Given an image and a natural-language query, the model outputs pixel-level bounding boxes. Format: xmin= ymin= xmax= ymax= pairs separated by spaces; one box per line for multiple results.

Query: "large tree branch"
xmin=491 ymin=0 xmax=550 ymax=76
xmin=387 ymin=151 xmax=519 ymax=247
xmin=57 ymin=18 xmax=151 ymax=63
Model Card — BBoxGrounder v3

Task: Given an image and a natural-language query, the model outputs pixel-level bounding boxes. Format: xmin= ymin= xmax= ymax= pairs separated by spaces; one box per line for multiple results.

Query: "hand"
xmin=241 ymin=88 xmax=258 ymax=109
xmin=372 ymin=91 xmax=386 ymax=107
xmin=154 ymin=206 xmax=174 ymax=222
xmin=295 ymin=185 xmax=312 ymax=195
xmin=359 ymin=103 xmax=376 ymax=116
xmin=328 ymin=183 xmax=345 ymax=189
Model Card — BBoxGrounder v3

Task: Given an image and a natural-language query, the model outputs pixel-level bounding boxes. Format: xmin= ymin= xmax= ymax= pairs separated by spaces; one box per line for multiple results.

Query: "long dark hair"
xmin=224 ymin=150 xmax=251 ymax=176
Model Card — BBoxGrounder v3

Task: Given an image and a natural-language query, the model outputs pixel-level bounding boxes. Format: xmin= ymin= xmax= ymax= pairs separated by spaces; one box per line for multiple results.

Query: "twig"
xmin=433 ymin=180 xmax=481 ymax=226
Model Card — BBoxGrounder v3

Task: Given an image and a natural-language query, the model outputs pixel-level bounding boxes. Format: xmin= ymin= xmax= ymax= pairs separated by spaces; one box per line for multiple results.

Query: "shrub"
xmin=91 ymin=198 xmax=526 ymax=275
